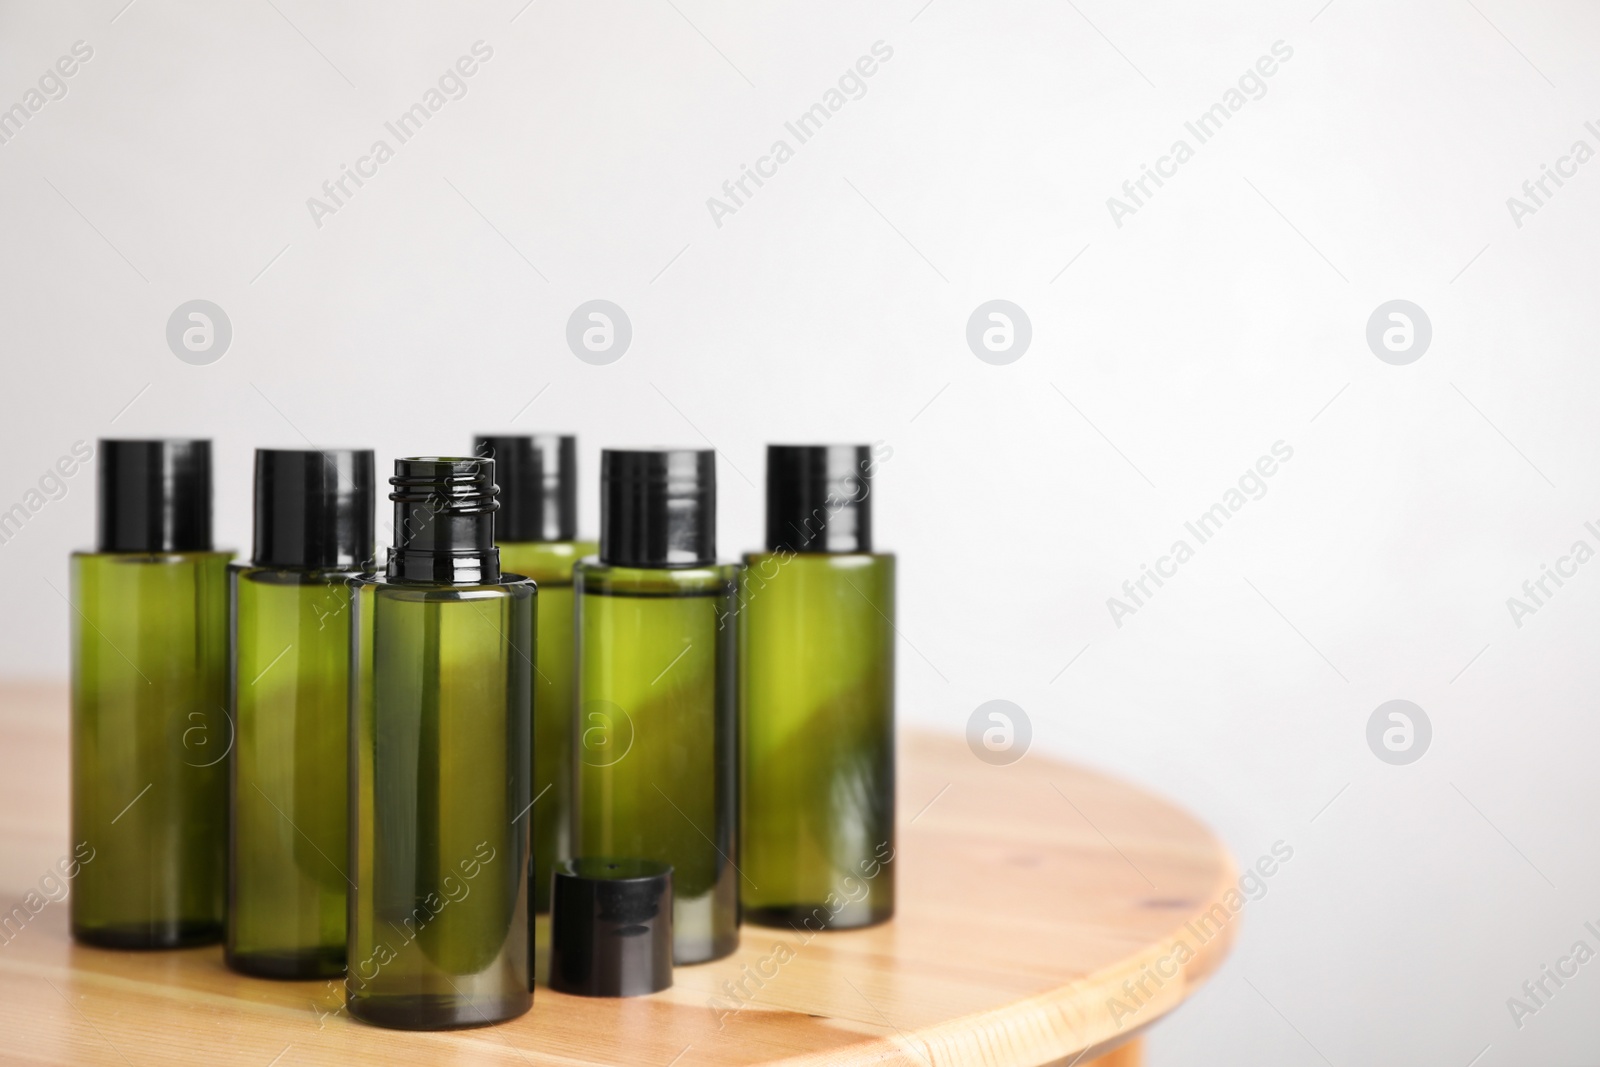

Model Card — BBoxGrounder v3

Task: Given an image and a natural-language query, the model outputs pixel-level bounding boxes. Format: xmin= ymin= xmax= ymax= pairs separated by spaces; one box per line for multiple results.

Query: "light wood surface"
xmin=0 ymin=682 xmax=1234 ymax=1066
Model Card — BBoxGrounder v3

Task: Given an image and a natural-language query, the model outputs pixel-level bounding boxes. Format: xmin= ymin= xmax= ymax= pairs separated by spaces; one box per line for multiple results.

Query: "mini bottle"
xmin=573 ymin=449 xmax=738 ymax=964
xmin=473 ymin=434 xmax=595 ymax=915
xmin=227 ymin=449 xmax=374 ymax=978
xmin=70 ymin=439 xmax=231 ymax=947
xmin=348 ymin=458 xmax=534 ymax=1029
xmin=741 ymin=445 xmax=895 ymax=929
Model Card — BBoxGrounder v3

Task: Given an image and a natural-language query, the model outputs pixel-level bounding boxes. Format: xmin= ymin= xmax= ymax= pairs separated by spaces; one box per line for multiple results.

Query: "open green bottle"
xmin=227 ymin=449 xmax=373 ymax=979
xmin=741 ymin=445 xmax=895 ymax=930
xmin=474 ymin=434 xmax=595 ymax=915
xmin=574 ymin=449 xmax=739 ymax=964
xmin=348 ymin=458 xmax=534 ymax=1029
xmin=70 ymin=439 xmax=231 ymax=948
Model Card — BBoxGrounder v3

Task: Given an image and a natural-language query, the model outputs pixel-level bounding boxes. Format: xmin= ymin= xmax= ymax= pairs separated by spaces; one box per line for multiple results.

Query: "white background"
xmin=2 ymin=1 xmax=1598 ymax=1063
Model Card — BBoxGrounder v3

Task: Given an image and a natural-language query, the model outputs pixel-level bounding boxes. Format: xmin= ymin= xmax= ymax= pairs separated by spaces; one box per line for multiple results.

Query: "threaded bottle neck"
xmin=386 ymin=457 xmax=501 ymax=584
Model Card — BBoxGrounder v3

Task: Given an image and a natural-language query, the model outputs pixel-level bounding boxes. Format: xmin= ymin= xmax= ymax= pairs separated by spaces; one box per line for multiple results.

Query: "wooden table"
xmin=0 ymin=682 xmax=1235 ymax=1067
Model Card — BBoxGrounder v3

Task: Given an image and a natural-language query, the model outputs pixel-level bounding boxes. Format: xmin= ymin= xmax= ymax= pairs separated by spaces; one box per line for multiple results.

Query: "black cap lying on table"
xmin=548 ymin=857 xmax=673 ymax=997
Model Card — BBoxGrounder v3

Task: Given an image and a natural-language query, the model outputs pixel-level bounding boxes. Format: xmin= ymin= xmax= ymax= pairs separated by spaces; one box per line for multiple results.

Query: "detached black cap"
xmin=252 ymin=449 xmax=374 ymax=569
xmin=473 ymin=434 xmax=577 ymax=542
xmin=600 ymin=449 xmax=715 ymax=568
xmin=97 ymin=439 xmax=212 ymax=553
xmin=549 ymin=858 xmax=673 ymax=998
xmin=766 ymin=445 xmax=873 ymax=553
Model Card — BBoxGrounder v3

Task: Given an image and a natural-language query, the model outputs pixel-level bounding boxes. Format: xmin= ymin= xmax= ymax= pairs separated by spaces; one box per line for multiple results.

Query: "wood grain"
xmin=0 ymin=682 xmax=1235 ymax=1066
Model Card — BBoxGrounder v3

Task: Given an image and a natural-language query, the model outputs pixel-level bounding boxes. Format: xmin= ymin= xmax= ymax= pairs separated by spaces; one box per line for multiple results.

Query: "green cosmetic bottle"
xmin=573 ymin=449 xmax=739 ymax=965
xmin=227 ymin=449 xmax=374 ymax=979
xmin=348 ymin=458 xmax=535 ymax=1030
xmin=741 ymin=445 xmax=895 ymax=930
xmin=70 ymin=439 xmax=231 ymax=948
xmin=473 ymin=434 xmax=595 ymax=915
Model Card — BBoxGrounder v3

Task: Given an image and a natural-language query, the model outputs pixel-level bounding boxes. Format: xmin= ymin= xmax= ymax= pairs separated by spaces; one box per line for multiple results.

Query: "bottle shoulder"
xmin=232 ymin=561 xmax=373 ymax=586
xmin=72 ymin=549 xmax=235 ymax=566
xmin=498 ymin=539 xmax=598 ymax=557
xmin=575 ymin=558 xmax=737 ymax=597
xmin=497 ymin=539 xmax=598 ymax=583
xmin=743 ymin=550 xmax=894 ymax=569
xmin=357 ymin=573 xmax=535 ymax=603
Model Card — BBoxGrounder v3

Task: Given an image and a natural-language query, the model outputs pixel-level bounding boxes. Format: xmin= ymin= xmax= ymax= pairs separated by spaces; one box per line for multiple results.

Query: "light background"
xmin=1 ymin=1 xmax=1597 ymax=1063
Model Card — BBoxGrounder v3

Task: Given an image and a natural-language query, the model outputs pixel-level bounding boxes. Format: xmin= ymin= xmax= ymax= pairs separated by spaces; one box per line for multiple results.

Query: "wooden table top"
xmin=0 ymin=682 xmax=1236 ymax=1067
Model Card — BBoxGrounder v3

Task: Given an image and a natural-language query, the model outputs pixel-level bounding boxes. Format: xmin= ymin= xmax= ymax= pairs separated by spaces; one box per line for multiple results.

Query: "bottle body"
xmin=227 ymin=563 xmax=360 ymax=977
xmin=740 ymin=552 xmax=895 ymax=929
xmin=573 ymin=560 xmax=739 ymax=965
xmin=348 ymin=577 xmax=535 ymax=1029
xmin=69 ymin=550 xmax=232 ymax=947
xmin=498 ymin=539 xmax=596 ymax=914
